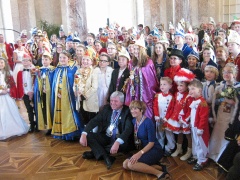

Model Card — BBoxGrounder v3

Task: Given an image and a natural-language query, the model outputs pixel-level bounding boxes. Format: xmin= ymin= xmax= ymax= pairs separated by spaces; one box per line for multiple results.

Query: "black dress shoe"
xmin=104 ymin=155 xmax=116 ymax=169
xmin=193 ymin=163 xmax=203 ymax=171
xmin=45 ymin=129 xmax=52 ymax=136
xmin=82 ymin=151 xmax=95 ymax=159
xmin=29 ymin=124 xmax=35 ymax=133
xmin=187 ymin=157 xmax=197 ymax=164
xmin=157 ymin=162 xmax=167 ymax=173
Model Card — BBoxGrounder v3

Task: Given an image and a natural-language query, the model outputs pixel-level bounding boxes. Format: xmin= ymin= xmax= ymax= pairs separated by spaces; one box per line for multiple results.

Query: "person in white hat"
xmin=226 ymin=30 xmax=240 ymax=81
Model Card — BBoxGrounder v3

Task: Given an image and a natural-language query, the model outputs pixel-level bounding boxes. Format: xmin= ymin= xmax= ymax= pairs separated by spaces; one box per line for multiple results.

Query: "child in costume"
xmin=165 ymin=68 xmax=195 ymax=161
xmin=0 ymin=57 xmax=29 ymax=140
xmin=73 ymin=49 xmax=99 ymax=125
xmin=202 ymin=65 xmax=218 ymax=128
xmin=34 ymin=51 xmax=55 ymax=135
xmin=185 ymin=79 xmax=210 ymax=171
xmin=51 ymin=50 xmax=83 ymax=140
xmin=153 ymin=77 xmax=175 ymax=152
xmin=208 ymin=63 xmax=240 ymax=162
xmin=16 ymin=53 xmax=36 ymax=132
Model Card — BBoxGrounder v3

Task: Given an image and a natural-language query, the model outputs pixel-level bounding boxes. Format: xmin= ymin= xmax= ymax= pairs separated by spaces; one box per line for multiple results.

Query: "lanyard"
xmin=134 ymin=116 xmax=144 ymax=135
xmin=110 ymin=111 xmax=121 ymax=129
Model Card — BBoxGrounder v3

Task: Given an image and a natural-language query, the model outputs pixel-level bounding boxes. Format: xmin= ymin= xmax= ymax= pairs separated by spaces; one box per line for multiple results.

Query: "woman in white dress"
xmin=95 ymin=53 xmax=113 ymax=110
xmin=12 ymin=38 xmax=28 ymax=83
xmin=209 ymin=63 xmax=239 ymax=162
xmin=0 ymin=57 xmax=29 ymax=140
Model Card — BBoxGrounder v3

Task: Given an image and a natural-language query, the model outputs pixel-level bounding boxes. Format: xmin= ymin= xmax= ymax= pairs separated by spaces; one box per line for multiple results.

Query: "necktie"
xmin=111 ymin=110 xmax=118 ymax=142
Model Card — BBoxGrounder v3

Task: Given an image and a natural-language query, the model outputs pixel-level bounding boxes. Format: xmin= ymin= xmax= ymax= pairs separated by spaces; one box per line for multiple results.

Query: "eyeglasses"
xmin=222 ymin=71 xmax=233 ymax=74
xmin=99 ymin=60 xmax=108 ymax=63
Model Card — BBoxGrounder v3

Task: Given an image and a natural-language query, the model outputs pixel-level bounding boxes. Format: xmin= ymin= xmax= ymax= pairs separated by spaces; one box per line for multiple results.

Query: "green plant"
xmin=38 ymin=20 xmax=60 ymax=37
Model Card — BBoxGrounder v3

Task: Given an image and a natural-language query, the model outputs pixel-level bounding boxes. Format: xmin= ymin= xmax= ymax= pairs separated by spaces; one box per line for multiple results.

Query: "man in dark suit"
xmin=79 ymin=91 xmax=134 ymax=169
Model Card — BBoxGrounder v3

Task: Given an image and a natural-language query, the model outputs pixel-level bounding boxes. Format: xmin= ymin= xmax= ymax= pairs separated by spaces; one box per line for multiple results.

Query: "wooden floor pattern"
xmin=0 ymin=101 xmax=227 ymax=180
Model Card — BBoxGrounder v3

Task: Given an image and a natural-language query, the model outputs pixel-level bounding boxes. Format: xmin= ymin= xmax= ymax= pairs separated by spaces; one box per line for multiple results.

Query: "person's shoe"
xmin=193 ymin=163 xmax=203 ymax=171
xmin=82 ymin=151 xmax=95 ymax=159
xmin=156 ymin=162 xmax=167 ymax=172
xmin=104 ymin=155 xmax=116 ymax=169
xmin=187 ymin=157 xmax=197 ymax=164
xmin=158 ymin=171 xmax=170 ymax=179
xmin=180 ymin=147 xmax=192 ymax=161
xmin=45 ymin=129 xmax=52 ymax=136
xmin=29 ymin=124 xmax=35 ymax=133
xmin=171 ymin=143 xmax=183 ymax=157
xmin=164 ymin=149 xmax=173 ymax=157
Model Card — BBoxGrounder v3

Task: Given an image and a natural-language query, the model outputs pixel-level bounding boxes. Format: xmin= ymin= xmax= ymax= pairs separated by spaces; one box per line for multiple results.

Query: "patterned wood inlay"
xmin=0 ymin=101 xmax=227 ymax=180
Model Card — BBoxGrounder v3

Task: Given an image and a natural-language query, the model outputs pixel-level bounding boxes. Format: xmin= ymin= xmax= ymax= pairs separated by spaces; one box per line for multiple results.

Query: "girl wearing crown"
xmin=51 ymin=51 xmax=83 ymax=140
xmin=0 ymin=57 xmax=29 ymax=140
xmin=125 ymin=35 xmax=159 ymax=119
xmin=73 ymin=49 xmax=99 ymax=125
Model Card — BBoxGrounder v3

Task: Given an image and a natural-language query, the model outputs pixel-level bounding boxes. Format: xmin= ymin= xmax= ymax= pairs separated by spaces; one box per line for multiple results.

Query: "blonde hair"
xmin=204 ymin=65 xmax=219 ymax=79
xmin=129 ymin=100 xmax=147 ymax=114
xmin=224 ymin=63 xmax=238 ymax=77
xmin=160 ymin=77 xmax=173 ymax=85
xmin=188 ymin=79 xmax=203 ymax=90
xmin=132 ymin=46 xmax=148 ymax=67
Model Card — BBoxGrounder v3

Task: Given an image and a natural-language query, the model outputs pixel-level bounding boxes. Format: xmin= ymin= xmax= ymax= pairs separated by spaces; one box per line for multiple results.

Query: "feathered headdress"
xmin=175 ymin=23 xmax=185 ymax=38
xmin=174 ymin=68 xmax=195 ymax=82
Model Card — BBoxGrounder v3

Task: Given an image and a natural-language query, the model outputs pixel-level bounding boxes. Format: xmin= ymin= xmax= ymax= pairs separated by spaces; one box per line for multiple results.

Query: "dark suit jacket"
xmin=84 ymin=104 xmax=134 ymax=146
xmin=108 ymin=68 xmax=130 ymax=99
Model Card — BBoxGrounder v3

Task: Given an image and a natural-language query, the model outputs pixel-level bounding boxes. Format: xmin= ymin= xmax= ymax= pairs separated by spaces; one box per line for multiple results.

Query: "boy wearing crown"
xmin=34 ymin=51 xmax=55 ymax=135
xmin=17 ymin=53 xmax=36 ymax=132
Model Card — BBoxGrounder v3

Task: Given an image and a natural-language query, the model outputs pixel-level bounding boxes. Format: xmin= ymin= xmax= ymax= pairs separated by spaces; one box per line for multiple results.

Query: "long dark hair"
xmin=0 ymin=57 xmax=14 ymax=88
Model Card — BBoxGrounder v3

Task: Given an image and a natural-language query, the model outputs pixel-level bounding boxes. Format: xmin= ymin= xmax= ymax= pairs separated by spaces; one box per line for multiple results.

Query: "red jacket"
xmin=4 ymin=42 xmax=14 ymax=70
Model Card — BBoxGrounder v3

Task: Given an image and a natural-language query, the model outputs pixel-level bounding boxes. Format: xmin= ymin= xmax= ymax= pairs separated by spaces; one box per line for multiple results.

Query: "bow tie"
xmin=23 ymin=69 xmax=30 ymax=72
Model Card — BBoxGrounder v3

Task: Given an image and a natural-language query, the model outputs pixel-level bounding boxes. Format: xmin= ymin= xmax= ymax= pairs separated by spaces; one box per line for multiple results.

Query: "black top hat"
xmin=169 ymin=49 xmax=185 ymax=61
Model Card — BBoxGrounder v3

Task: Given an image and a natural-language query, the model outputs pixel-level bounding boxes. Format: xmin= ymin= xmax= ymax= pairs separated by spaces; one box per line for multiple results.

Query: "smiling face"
xmin=75 ymin=46 xmax=85 ymax=57
xmin=203 ymin=49 xmax=211 ymax=62
xmin=81 ymin=56 xmax=92 ymax=68
xmin=133 ymin=45 xmax=140 ymax=58
xmin=130 ymin=107 xmax=142 ymax=120
xmin=177 ymin=82 xmax=188 ymax=93
xmin=59 ymin=53 xmax=69 ymax=66
xmin=187 ymin=56 xmax=198 ymax=68
xmin=42 ymin=56 xmax=52 ymax=67
xmin=228 ymin=42 xmax=240 ymax=54
xmin=188 ymin=85 xmax=202 ymax=98
xmin=98 ymin=55 xmax=109 ymax=68
xmin=169 ymin=55 xmax=182 ymax=67
xmin=222 ymin=66 xmax=235 ymax=82
xmin=110 ymin=96 xmax=123 ymax=110
xmin=204 ymin=68 xmax=216 ymax=81
xmin=155 ymin=43 xmax=164 ymax=55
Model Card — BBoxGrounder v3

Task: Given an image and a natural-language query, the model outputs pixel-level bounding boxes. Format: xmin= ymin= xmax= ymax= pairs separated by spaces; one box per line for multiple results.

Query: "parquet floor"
xmin=0 ymin=100 xmax=227 ymax=180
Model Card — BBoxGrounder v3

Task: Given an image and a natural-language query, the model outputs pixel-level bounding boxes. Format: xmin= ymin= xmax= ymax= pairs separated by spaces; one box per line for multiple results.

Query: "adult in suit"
xmin=79 ymin=91 xmax=134 ymax=169
xmin=108 ymin=49 xmax=130 ymax=100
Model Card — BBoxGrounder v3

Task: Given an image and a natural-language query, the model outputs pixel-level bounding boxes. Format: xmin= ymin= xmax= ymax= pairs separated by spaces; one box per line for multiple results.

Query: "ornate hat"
xmin=30 ymin=27 xmax=38 ymax=36
xmin=59 ymin=25 xmax=65 ymax=32
xmin=66 ymin=35 xmax=73 ymax=42
xmin=174 ymin=68 xmax=195 ymax=82
xmin=175 ymin=23 xmax=185 ymax=38
xmin=201 ymin=32 xmax=211 ymax=44
xmin=118 ymin=48 xmax=130 ymax=60
xmin=179 ymin=18 xmax=185 ymax=29
xmin=73 ymin=31 xmax=81 ymax=43
xmin=150 ymin=27 xmax=160 ymax=39
xmin=228 ymin=30 xmax=240 ymax=45
xmin=169 ymin=22 xmax=175 ymax=30
xmin=134 ymin=34 xmax=146 ymax=49
xmin=20 ymin=30 xmax=27 ymax=38
xmin=185 ymin=25 xmax=195 ymax=40
xmin=208 ymin=17 xmax=215 ymax=25
xmin=187 ymin=50 xmax=199 ymax=61
xmin=159 ymin=31 xmax=169 ymax=44
xmin=169 ymin=49 xmax=184 ymax=60
xmin=233 ymin=16 xmax=240 ymax=24
xmin=42 ymin=51 xmax=52 ymax=59
xmin=83 ymin=49 xmax=94 ymax=60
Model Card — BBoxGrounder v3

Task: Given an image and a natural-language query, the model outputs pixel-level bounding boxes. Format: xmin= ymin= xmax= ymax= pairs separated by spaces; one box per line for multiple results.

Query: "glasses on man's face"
xmin=99 ymin=60 xmax=108 ymax=63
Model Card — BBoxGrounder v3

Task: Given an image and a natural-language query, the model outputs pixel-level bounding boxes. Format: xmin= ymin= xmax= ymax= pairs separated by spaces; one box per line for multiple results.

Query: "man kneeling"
xmin=79 ymin=91 xmax=134 ymax=169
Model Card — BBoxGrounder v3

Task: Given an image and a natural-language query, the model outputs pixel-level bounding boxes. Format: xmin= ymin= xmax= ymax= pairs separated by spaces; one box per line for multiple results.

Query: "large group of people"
xmin=0 ymin=16 xmax=240 ymax=180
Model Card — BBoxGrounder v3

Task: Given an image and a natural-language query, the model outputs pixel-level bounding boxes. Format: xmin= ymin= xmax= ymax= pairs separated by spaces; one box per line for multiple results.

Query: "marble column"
xmin=64 ymin=0 xmax=88 ymax=41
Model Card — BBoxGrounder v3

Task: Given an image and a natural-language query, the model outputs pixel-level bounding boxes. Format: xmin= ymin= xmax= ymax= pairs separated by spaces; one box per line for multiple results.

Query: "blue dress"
xmin=132 ymin=117 xmax=163 ymax=165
